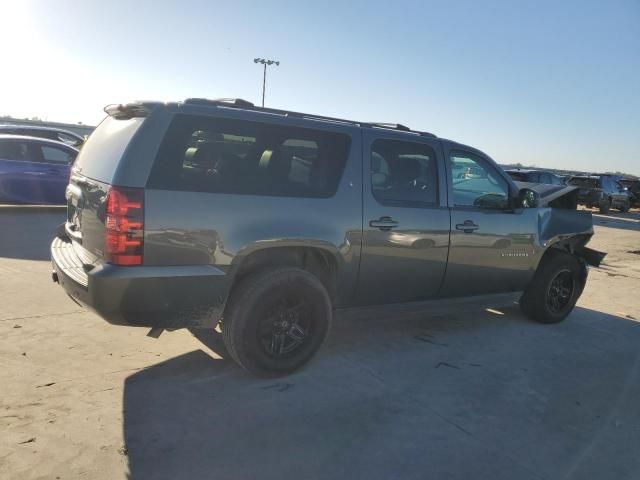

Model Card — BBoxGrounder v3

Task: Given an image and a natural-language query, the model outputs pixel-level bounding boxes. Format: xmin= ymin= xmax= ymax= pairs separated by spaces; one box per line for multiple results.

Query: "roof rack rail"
xmin=184 ymin=98 xmax=255 ymax=108
xmin=180 ymin=98 xmax=438 ymax=138
xmin=368 ymin=122 xmax=411 ymax=132
xmin=252 ymin=106 xmax=366 ymax=127
xmin=416 ymin=130 xmax=437 ymax=138
xmin=366 ymin=122 xmax=437 ymax=138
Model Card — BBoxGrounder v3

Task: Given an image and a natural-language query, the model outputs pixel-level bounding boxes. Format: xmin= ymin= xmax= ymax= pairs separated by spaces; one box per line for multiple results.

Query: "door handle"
xmin=369 ymin=216 xmax=399 ymax=231
xmin=455 ymin=220 xmax=479 ymax=233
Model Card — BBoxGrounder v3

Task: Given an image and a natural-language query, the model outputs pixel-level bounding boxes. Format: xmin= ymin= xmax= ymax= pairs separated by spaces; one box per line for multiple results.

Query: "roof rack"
xmin=184 ymin=97 xmax=255 ymax=108
xmin=368 ymin=122 xmax=410 ymax=132
xmin=365 ymin=122 xmax=436 ymax=138
xmin=180 ymin=98 xmax=437 ymax=138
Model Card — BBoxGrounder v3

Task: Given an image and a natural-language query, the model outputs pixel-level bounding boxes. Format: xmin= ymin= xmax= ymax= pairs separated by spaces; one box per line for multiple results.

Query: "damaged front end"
xmin=516 ymin=182 xmax=607 ymax=268
xmin=537 ymin=207 xmax=606 ymax=267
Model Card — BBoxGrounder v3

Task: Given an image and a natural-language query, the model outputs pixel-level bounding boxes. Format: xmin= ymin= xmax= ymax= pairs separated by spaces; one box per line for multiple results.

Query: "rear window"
xmin=568 ymin=177 xmax=599 ymax=188
xmin=148 ymin=114 xmax=351 ymax=198
xmin=506 ymin=171 xmax=527 ymax=181
xmin=73 ymin=116 xmax=144 ymax=182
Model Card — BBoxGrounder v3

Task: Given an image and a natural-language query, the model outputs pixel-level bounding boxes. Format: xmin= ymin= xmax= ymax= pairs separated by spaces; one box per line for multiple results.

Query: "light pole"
xmin=254 ymin=58 xmax=279 ymax=107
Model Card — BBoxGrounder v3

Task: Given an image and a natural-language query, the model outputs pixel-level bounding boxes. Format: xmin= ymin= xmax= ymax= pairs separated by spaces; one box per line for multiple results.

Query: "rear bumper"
xmin=51 ymin=236 xmax=231 ymax=329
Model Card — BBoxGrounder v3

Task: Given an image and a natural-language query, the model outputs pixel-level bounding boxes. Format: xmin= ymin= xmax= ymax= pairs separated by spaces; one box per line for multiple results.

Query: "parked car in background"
xmin=619 ymin=178 xmax=640 ymax=208
xmin=0 ymin=125 xmax=85 ymax=147
xmin=51 ymin=98 xmax=603 ymax=376
xmin=567 ymin=174 xmax=632 ymax=213
xmin=0 ymin=134 xmax=78 ymax=204
xmin=505 ymin=169 xmax=563 ymax=185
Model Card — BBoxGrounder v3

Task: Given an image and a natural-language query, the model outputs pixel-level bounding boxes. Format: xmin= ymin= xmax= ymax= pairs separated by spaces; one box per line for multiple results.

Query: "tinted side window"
xmin=370 ymin=139 xmax=438 ymax=207
xmin=41 ymin=145 xmax=75 ymax=164
xmin=149 ymin=115 xmax=351 ymax=198
xmin=450 ymin=151 xmax=509 ymax=209
xmin=0 ymin=141 xmax=30 ymax=161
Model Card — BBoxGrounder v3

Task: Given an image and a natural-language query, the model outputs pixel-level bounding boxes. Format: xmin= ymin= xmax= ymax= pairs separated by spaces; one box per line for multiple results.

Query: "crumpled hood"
xmin=514 ymin=181 xmax=579 ymax=208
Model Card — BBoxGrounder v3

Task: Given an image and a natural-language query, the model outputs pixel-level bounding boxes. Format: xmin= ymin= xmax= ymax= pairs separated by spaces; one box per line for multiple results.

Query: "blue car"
xmin=0 ymin=134 xmax=78 ymax=205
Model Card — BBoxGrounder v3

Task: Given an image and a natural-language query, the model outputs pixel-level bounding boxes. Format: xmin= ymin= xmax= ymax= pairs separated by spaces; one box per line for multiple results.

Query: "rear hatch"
xmin=568 ymin=178 xmax=601 ymax=201
xmin=65 ymin=115 xmax=146 ymax=266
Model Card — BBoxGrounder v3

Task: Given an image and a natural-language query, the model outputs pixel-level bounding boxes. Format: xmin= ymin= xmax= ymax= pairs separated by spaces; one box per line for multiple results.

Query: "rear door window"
xmin=370 ymin=138 xmax=438 ymax=206
xmin=149 ymin=115 xmax=351 ymax=198
xmin=0 ymin=140 xmax=30 ymax=161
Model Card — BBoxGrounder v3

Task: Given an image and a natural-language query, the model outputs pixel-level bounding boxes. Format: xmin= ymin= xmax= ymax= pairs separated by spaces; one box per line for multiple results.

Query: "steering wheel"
xmin=408 ymin=178 xmax=429 ymax=190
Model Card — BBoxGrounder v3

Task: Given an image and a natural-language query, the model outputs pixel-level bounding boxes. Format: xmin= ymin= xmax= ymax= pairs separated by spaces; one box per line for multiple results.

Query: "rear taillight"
xmin=105 ymin=186 xmax=144 ymax=266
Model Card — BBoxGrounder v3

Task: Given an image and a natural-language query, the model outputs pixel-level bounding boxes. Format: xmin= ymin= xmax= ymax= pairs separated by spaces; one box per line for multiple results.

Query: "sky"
xmin=1 ymin=0 xmax=639 ymax=174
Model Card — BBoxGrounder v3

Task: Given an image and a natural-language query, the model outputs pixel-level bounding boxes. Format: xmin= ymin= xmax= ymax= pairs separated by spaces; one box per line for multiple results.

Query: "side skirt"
xmin=336 ymin=292 xmax=522 ymax=322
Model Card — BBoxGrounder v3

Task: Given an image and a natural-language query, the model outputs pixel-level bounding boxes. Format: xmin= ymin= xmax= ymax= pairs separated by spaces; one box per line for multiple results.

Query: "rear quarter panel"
xmin=143 ymin=114 xmax=363 ymax=306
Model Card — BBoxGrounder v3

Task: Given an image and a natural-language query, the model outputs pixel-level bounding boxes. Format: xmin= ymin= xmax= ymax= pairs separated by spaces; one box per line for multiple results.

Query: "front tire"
xmin=520 ymin=251 xmax=582 ymax=324
xmin=222 ymin=268 xmax=332 ymax=376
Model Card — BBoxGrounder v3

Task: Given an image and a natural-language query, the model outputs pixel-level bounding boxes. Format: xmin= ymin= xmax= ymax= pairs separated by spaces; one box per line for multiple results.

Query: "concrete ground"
xmin=1 ymin=207 xmax=639 ymax=480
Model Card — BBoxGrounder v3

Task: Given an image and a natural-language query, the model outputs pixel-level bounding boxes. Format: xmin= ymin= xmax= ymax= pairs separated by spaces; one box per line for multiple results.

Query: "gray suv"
xmin=51 ymin=98 xmax=604 ymax=375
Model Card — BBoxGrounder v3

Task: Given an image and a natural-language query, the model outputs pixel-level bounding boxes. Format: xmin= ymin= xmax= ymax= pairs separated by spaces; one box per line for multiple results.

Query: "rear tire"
xmin=520 ymin=251 xmax=582 ymax=324
xmin=599 ymin=198 xmax=611 ymax=214
xmin=222 ymin=268 xmax=332 ymax=376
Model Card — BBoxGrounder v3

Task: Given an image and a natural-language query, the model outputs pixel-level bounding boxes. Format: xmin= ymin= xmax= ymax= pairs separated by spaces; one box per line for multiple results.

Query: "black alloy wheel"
xmin=546 ymin=269 xmax=574 ymax=314
xmin=258 ymin=297 xmax=312 ymax=358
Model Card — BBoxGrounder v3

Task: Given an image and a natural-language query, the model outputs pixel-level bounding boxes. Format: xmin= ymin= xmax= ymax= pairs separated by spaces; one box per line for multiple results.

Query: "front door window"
xmin=450 ymin=152 xmax=509 ymax=210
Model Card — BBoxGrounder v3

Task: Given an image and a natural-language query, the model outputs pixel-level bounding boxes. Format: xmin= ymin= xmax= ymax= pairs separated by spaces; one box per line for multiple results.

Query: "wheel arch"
xmin=228 ymin=244 xmax=342 ymax=304
xmin=537 ymin=236 xmax=603 ymax=294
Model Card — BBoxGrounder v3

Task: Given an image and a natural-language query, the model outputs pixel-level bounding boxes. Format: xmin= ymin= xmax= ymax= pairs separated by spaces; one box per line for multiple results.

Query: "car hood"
xmin=514 ymin=182 xmax=580 ymax=207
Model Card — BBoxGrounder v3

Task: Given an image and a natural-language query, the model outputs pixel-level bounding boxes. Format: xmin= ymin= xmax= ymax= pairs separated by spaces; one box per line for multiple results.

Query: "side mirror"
xmin=518 ymin=187 xmax=540 ymax=208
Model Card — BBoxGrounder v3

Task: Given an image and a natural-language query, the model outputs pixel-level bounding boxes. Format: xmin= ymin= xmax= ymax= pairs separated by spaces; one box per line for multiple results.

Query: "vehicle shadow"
xmin=0 ymin=208 xmax=65 ymax=260
xmin=123 ymin=306 xmax=640 ymax=480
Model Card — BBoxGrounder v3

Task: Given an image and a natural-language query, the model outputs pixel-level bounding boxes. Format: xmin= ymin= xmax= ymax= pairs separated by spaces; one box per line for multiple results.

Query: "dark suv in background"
xmin=620 ymin=178 xmax=640 ymax=208
xmin=51 ymin=98 xmax=603 ymax=376
xmin=567 ymin=174 xmax=632 ymax=213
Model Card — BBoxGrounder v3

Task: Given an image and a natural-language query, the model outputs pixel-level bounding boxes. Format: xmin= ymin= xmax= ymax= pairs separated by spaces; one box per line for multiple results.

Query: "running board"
xmin=336 ymin=292 xmax=522 ymax=322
